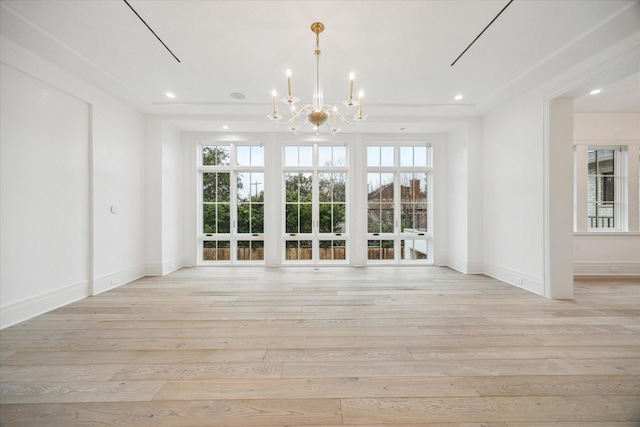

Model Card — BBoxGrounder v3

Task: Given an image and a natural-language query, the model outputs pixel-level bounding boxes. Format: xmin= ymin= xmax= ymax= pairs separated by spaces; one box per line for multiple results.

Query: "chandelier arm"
xmin=339 ymin=116 xmax=360 ymax=127
xmin=293 ymin=119 xmax=307 ymax=135
xmin=325 ymin=121 xmax=338 ymax=136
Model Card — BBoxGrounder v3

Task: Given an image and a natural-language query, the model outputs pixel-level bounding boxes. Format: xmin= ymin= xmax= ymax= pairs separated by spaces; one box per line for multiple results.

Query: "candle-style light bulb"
xmin=272 ymin=90 xmax=278 ymax=115
xmin=358 ymin=90 xmax=363 ymax=117
xmin=348 ymin=72 xmax=355 ymax=103
xmin=333 ymin=107 xmax=338 ymax=129
xmin=286 ymin=69 xmax=292 ymax=97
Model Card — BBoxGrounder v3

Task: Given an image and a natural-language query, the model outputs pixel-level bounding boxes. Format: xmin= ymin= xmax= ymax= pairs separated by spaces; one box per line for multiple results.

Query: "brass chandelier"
xmin=268 ymin=22 xmax=367 ymax=135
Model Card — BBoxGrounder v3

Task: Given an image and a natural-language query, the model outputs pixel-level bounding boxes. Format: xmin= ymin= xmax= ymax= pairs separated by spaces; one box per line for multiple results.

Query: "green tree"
xmin=202 ymin=147 xmax=234 ymax=233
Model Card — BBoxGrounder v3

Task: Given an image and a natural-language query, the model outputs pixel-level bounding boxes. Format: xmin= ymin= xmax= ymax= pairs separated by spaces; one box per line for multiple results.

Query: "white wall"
xmin=0 ymin=36 xmax=146 ymax=327
xmin=444 ymin=120 xmax=483 ymax=274
xmin=573 ymin=112 xmax=640 ymax=276
xmin=1 ymin=62 xmax=91 ymax=324
xmin=92 ymin=93 xmax=146 ymax=295
xmin=482 ymin=91 xmax=545 ymax=295
xmin=145 ymin=118 xmax=190 ymax=275
xmin=479 ymin=28 xmax=640 ymax=296
xmin=444 ymin=125 xmax=467 ymax=271
xmin=161 ymin=122 xmax=186 ymax=273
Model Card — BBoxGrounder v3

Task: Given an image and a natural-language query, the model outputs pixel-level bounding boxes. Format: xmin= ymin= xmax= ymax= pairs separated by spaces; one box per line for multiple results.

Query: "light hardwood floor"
xmin=0 ymin=266 xmax=638 ymax=426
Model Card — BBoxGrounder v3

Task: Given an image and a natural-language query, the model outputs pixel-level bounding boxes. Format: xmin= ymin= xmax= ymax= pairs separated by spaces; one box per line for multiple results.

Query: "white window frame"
xmin=365 ymin=142 xmax=433 ymax=264
xmin=197 ymin=140 xmax=266 ymax=264
xmin=281 ymin=141 xmax=350 ymax=264
xmin=574 ymin=143 xmax=640 ymax=233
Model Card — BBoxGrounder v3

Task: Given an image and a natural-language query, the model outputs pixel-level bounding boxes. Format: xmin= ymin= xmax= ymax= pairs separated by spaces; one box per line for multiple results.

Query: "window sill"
xmin=574 ymin=231 xmax=640 ymax=236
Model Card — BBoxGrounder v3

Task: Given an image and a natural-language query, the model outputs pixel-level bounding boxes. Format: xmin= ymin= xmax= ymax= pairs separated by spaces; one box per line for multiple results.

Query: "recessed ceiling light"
xmin=590 ymin=89 xmax=601 ymax=95
xmin=165 ymin=92 xmax=176 ymax=99
xmin=222 ymin=125 xmax=229 ymax=130
xmin=230 ymin=92 xmax=246 ymax=100
xmin=454 ymin=94 xmax=463 ymax=101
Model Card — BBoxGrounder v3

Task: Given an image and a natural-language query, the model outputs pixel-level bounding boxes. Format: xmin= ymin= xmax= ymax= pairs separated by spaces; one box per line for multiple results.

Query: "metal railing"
xmin=588 ymin=216 xmax=615 ymax=229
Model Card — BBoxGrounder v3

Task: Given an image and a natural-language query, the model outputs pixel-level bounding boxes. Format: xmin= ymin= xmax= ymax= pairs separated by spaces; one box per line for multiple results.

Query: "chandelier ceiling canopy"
xmin=268 ymin=22 xmax=367 ymax=135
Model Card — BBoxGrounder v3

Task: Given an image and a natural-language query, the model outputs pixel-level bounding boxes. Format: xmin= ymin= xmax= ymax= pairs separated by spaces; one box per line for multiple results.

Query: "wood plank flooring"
xmin=1 ymin=266 xmax=638 ymax=426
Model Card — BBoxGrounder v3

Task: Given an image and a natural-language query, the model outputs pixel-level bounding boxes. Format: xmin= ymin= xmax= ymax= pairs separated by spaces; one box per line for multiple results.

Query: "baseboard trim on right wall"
xmin=482 ymin=263 xmax=544 ymax=296
xmin=574 ymin=262 xmax=640 ymax=276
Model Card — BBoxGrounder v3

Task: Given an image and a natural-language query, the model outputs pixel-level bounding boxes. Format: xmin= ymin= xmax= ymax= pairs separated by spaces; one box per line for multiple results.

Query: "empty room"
xmin=1 ymin=0 xmax=639 ymax=425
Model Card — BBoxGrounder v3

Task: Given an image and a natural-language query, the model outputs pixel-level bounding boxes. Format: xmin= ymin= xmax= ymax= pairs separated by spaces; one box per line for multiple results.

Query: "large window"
xmin=587 ymin=147 xmax=622 ymax=230
xmin=367 ymin=144 xmax=431 ymax=263
xmin=587 ymin=148 xmax=618 ymax=229
xmin=195 ymin=137 xmax=437 ymax=266
xmin=199 ymin=143 xmax=265 ymax=263
xmin=574 ymin=145 xmax=640 ymax=233
xmin=283 ymin=144 xmax=348 ymax=262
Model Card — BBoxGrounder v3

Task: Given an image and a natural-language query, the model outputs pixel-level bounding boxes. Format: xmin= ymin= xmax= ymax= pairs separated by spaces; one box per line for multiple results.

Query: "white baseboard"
xmin=144 ymin=262 xmax=164 ymax=276
xmin=0 ymin=280 xmax=91 ymax=329
xmin=1 ymin=257 xmax=190 ymax=329
xmin=574 ymin=261 xmax=640 ymax=276
xmin=92 ymin=264 xmax=147 ymax=296
xmin=483 ymin=262 xmax=544 ymax=296
xmin=145 ymin=256 xmax=190 ymax=276
xmin=445 ymin=256 xmax=483 ymax=274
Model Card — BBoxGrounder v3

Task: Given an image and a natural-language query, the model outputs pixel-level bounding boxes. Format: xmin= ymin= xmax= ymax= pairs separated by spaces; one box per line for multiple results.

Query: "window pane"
xmin=333 ymin=146 xmax=346 ymax=166
xmin=587 ymin=175 xmax=597 ymax=203
xmin=414 ymin=146 xmax=427 ymax=167
xmin=285 ymin=172 xmax=313 ymax=234
xmin=237 ymin=240 xmax=264 ymax=261
xmin=285 ymin=146 xmax=298 ymax=166
xmin=381 ymin=146 xmax=394 ymax=166
xmin=237 ymin=172 xmax=264 ymax=234
xmin=249 ymin=173 xmax=264 ymax=197
xmin=319 ymin=204 xmax=332 ymax=233
xmin=300 ymin=203 xmax=312 ymax=233
xmin=285 ymin=204 xmax=299 ymax=233
xmin=319 ymin=240 xmax=346 ymax=260
xmin=400 ymin=173 xmax=428 ymax=232
xmin=318 ymin=146 xmax=332 ymax=167
xmin=287 ymin=145 xmax=313 ymax=167
xmin=299 ymin=146 xmax=313 ymax=166
xmin=333 ymin=204 xmax=346 ymax=233
xmin=252 ymin=204 xmax=264 ymax=233
xmin=237 ymin=145 xmax=265 ymax=167
xmin=400 ymin=146 xmax=413 ymax=167
xmin=237 ymin=203 xmax=250 ymax=233
xmin=299 ymin=173 xmax=313 ymax=199
xmin=203 ymin=204 xmax=216 ymax=233
xmin=203 ymin=241 xmax=231 ymax=261
xmin=217 ymin=204 xmax=230 ymax=233
xmin=236 ymin=145 xmax=264 ymax=166
xmin=252 ymin=145 xmax=264 ymax=166
xmin=285 ymin=173 xmax=299 ymax=201
xmin=319 ymin=146 xmax=347 ymax=167
xmin=319 ymin=173 xmax=346 ymax=202
xmin=587 ymin=148 xmax=617 ymax=229
xmin=598 ymin=203 xmax=615 ymax=228
xmin=203 ymin=146 xmax=230 ymax=166
xmin=236 ymin=146 xmax=250 ymax=166
xmin=401 ymin=239 xmax=428 ymax=260
xmin=203 ymin=173 xmax=230 ymax=202
xmin=598 ymin=150 xmax=614 ymax=174
xmin=285 ymin=240 xmax=312 ymax=260
xmin=367 ymin=240 xmax=395 ymax=260
xmin=367 ymin=146 xmax=380 ymax=167
xmin=368 ymin=173 xmax=394 ymax=233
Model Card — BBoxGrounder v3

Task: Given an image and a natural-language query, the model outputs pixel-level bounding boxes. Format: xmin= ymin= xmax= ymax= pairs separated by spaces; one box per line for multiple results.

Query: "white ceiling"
xmin=1 ymin=0 xmax=638 ymax=133
xmin=574 ymin=71 xmax=640 ymax=113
